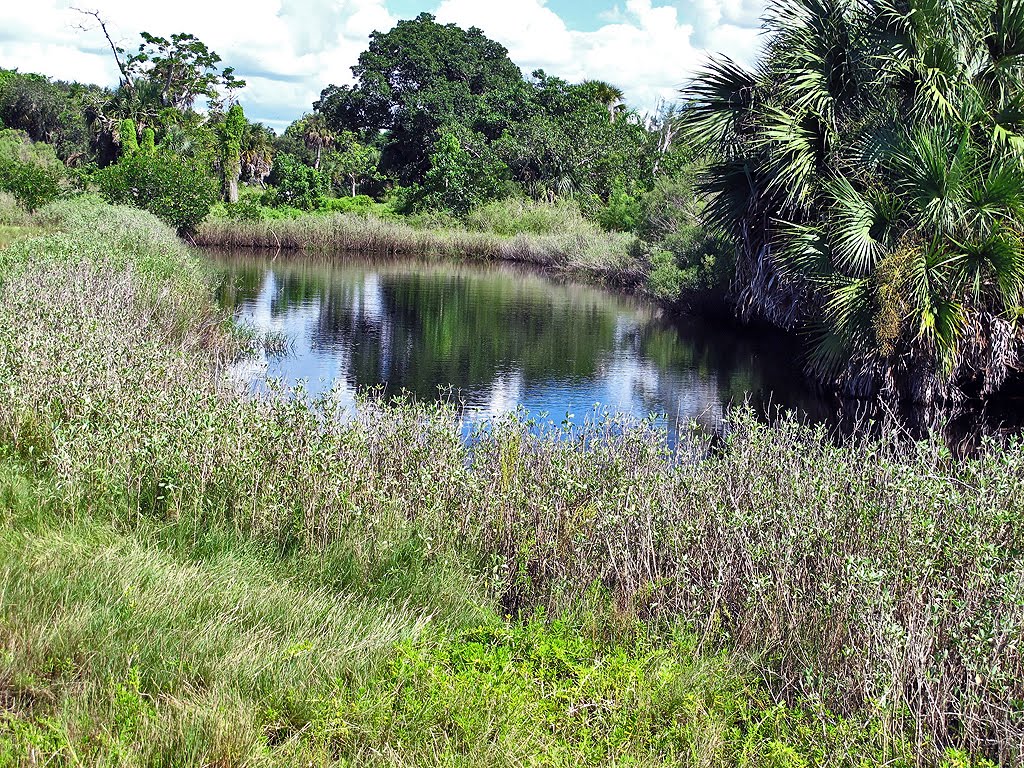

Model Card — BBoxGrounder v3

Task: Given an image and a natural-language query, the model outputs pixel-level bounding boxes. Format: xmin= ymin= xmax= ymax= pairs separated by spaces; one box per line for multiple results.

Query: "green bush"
xmin=637 ymin=173 xmax=700 ymax=243
xmin=266 ymin=153 xmax=328 ymax=211
xmin=322 ymin=194 xmax=387 ymax=216
xmin=597 ymin=182 xmax=642 ymax=232
xmin=643 ymin=231 xmax=735 ymax=302
xmin=0 ymin=128 xmax=64 ymax=211
xmin=0 ymin=158 xmax=60 ymax=212
xmin=646 ymin=249 xmax=687 ymax=301
xmin=95 ymin=152 xmax=218 ymax=232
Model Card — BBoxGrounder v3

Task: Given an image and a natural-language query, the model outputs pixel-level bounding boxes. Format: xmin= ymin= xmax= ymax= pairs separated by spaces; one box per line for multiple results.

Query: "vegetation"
xmin=4 ymin=3 xmax=1024 ymax=757
xmin=0 ymin=128 xmax=65 ymax=212
xmin=0 ymin=198 xmax=1020 ymax=765
xmin=688 ymin=0 xmax=1024 ymax=415
xmin=196 ymin=200 xmax=642 ymax=287
xmin=96 ymin=153 xmax=218 ymax=232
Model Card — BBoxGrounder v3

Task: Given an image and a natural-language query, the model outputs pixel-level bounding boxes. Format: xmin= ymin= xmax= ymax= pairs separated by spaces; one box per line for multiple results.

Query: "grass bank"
xmin=195 ymin=199 xmax=645 ymax=289
xmin=0 ymin=198 xmax=1020 ymax=765
xmin=0 ymin=191 xmax=38 ymax=249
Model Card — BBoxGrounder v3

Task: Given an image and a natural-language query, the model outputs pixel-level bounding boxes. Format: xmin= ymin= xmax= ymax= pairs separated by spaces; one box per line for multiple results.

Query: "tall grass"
xmin=195 ymin=204 xmax=642 ymax=286
xmin=0 ymin=198 xmax=1020 ymax=764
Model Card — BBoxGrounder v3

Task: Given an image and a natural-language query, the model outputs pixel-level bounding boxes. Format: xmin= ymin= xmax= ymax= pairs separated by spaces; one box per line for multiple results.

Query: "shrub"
xmin=266 ymin=153 xmax=328 ymax=211
xmin=0 ymin=128 xmax=64 ymax=211
xmin=0 ymin=158 xmax=60 ymax=211
xmin=646 ymin=249 xmax=687 ymax=301
xmin=637 ymin=173 xmax=700 ymax=243
xmin=643 ymin=231 xmax=734 ymax=302
xmin=0 ymin=190 xmax=27 ymax=226
xmin=597 ymin=181 xmax=642 ymax=232
xmin=95 ymin=152 xmax=218 ymax=232
xmin=322 ymin=194 xmax=386 ymax=216
xmin=466 ymin=198 xmax=589 ymax=237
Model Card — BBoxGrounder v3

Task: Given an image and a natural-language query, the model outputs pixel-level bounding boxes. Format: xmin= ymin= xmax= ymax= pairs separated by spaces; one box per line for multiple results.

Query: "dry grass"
xmin=195 ymin=211 xmax=643 ymax=287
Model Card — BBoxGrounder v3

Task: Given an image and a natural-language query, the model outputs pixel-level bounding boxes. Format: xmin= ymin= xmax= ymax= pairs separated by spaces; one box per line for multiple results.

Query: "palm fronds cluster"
xmin=689 ymin=0 xmax=1024 ymax=410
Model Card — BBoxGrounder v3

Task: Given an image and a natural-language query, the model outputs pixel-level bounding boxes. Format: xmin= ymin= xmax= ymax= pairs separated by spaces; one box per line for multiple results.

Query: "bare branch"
xmin=71 ymin=7 xmax=134 ymax=98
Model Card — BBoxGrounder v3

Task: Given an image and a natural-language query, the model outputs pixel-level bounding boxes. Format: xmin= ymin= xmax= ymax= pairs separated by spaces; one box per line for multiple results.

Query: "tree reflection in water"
xmin=214 ymin=250 xmax=831 ymax=441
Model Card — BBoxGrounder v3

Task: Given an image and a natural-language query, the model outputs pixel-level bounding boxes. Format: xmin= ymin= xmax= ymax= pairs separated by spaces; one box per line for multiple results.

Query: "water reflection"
xmin=212 ymin=250 xmax=833 ymax=439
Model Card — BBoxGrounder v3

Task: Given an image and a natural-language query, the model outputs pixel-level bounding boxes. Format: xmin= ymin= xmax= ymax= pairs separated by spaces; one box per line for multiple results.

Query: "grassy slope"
xmin=0 ymin=198 xmax=1018 ymax=766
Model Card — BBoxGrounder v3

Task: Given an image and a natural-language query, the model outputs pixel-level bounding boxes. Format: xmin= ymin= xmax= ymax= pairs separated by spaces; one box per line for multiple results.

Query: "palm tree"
xmin=296 ymin=112 xmax=335 ymax=170
xmin=581 ymin=80 xmax=625 ymax=122
xmin=240 ymin=123 xmax=274 ymax=187
xmin=687 ymin=0 xmax=1024 ymax=420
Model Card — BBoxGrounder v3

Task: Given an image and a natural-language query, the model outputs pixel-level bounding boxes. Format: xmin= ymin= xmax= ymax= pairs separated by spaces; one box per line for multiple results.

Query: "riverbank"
xmin=195 ymin=206 xmax=649 ymax=291
xmin=1 ymin=198 xmax=1019 ymax=765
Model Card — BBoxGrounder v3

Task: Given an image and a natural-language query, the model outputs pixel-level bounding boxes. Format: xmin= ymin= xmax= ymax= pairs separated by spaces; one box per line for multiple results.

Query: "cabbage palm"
xmin=688 ymin=0 xmax=1024 ymax=414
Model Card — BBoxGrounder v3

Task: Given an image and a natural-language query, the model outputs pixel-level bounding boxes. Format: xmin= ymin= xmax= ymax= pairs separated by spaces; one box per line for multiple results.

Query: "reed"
xmin=195 ymin=211 xmax=643 ymax=287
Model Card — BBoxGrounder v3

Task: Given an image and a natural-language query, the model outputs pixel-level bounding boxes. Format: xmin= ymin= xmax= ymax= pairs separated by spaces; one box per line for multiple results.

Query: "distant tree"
xmin=239 ymin=122 xmax=274 ymax=186
xmin=293 ymin=112 xmax=334 ymax=170
xmin=497 ymin=72 xmax=652 ymax=205
xmin=219 ymin=103 xmax=244 ymax=202
xmin=316 ymin=13 xmax=528 ymax=185
xmin=0 ymin=70 xmax=99 ymax=164
xmin=322 ymin=131 xmax=379 ymax=197
xmin=419 ymin=126 xmax=512 ymax=214
xmin=580 ymin=80 xmax=625 ymax=123
xmin=267 ymin=153 xmax=328 ymax=210
xmin=129 ymin=32 xmax=243 ymax=110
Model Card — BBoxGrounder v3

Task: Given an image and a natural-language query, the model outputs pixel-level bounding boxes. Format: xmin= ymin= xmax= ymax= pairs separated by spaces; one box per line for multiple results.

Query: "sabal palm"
xmin=581 ymin=79 xmax=626 ymax=122
xmin=297 ymin=112 xmax=335 ymax=170
xmin=688 ymin=0 xmax=1024 ymax=409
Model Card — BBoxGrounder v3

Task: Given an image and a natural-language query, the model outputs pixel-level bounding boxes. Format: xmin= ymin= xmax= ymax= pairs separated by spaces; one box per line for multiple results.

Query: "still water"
xmin=212 ymin=251 xmax=832 ymax=438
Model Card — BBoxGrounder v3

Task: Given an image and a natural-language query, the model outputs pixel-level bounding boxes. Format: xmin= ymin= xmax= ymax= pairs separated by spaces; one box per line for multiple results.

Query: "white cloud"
xmin=435 ymin=0 xmax=763 ymax=115
xmin=0 ymin=0 xmax=764 ymax=128
xmin=0 ymin=0 xmax=395 ymax=131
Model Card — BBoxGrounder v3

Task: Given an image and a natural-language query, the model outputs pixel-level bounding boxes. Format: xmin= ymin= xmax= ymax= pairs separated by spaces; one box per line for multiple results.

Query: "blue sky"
xmin=0 ymin=0 xmax=765 ymax=131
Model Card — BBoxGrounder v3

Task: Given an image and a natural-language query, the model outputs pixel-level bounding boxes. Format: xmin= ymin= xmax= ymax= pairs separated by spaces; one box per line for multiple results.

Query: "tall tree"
xmin=220 ymin=102 xmax=245 ymax=203
xmin=315 ymin=13 xmax=528 ymax=185
xmin=293 ymin=112 xmax=335 ymax=170
xmin=580 ymin=79 xmax=625 ymax=123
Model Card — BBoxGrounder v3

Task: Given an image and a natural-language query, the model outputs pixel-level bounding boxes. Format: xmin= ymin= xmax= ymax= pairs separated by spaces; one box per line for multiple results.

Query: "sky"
xmin=0 ymin=0 xmax=766 ymax=132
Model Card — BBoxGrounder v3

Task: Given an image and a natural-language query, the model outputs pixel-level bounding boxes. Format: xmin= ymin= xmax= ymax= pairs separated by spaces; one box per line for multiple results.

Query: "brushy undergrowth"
xmin=0 ymin=197 xmax=1020 ymax=765
xmin=195 ymin=205 xmax=640 ymax=286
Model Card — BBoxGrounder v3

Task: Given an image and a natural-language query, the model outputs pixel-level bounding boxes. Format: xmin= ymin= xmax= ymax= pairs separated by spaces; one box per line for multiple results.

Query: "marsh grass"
xmin=0 ymin=198 xmax=1020 ymax=765
xmin=195 ymin=208 xmax=642 ymax=287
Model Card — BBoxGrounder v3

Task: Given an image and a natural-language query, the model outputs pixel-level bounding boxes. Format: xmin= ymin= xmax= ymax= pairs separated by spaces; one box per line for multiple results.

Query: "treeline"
xmin=0 ymin=12 xmax=724 ymax=299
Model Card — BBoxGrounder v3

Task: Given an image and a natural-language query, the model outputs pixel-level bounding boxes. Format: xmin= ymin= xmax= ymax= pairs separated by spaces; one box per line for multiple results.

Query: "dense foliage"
xmin=311 ymin=14 xmax=667 ymax=214
xmin=96 ymin=152 xmax=217 ymax=231
xmin=0 ymin=128 xmax=64 ymax=211
xmin=688 ymin=0 xmax=1024 ymax=412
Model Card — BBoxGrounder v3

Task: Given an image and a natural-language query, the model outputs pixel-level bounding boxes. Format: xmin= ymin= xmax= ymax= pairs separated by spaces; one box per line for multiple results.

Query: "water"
xmin=212 ymin=250 xmax=833 ymax=439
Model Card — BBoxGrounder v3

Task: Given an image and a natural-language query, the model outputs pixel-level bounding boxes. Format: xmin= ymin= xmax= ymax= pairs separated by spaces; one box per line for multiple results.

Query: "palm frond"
xmin=683 ymin=56 xmax=759 ymax=153
xmin=773 ymin=220 xmax=833 ymax=280
xmin=824 ymin=175 xmax=897 ymax=275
